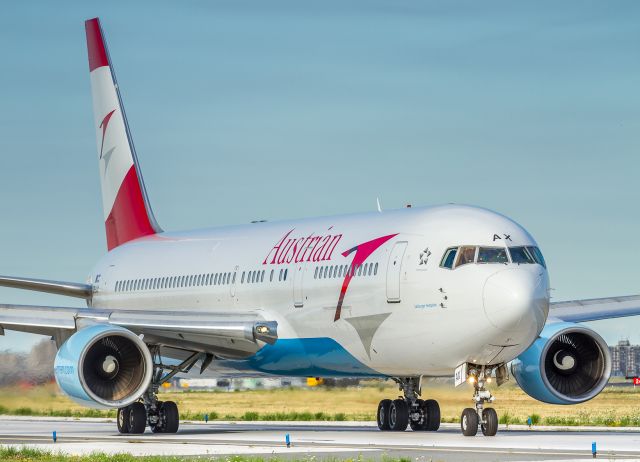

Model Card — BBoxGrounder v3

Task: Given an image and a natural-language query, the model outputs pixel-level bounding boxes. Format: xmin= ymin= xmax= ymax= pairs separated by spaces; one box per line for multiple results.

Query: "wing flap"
xmin=550 ymin=295 xmax=640 ymax=323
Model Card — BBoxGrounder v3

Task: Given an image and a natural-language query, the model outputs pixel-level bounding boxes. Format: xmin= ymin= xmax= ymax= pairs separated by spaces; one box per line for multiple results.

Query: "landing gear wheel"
xmin=161 ymin=401 xmax=179 ymax=433
xmin=409 ymin=399 xmax=424 ymax=431
xmin=424 ymin=399 xmax=441 ymax=431
xmin=150 ymin=401 xmax=164 ymax=433
xmin=117 ymin=406 xmax=131 ymax=434
xmin=128 ymin=402 xmax=147 ymax=434
xmin=461 ymin=408 xmax=478 ymax=437
xmin=377 ymin=399 xmax=392 ymax=431
xmin=481 ymin=408 xmax=498 ymax=436
xmin=389 ymin=399 xmax=409 ymax=431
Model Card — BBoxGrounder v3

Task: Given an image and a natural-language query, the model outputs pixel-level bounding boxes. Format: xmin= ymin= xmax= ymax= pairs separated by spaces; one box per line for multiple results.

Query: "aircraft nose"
xmin=483 ymin=268 xmax=549 ymax=335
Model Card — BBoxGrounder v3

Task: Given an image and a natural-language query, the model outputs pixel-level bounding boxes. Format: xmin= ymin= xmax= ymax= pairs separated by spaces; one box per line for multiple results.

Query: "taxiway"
xmin=1 ymin=417 xmax=640 ymax=461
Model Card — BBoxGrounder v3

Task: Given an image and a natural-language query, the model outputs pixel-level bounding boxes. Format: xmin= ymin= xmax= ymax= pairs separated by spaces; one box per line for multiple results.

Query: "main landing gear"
xmin=117 ymin=350 xmax=202 ymax=434
xmin=460 ymin=365 xmax=500 ymax=437
xmin=376 ymin=377 xmax=441 ymax=432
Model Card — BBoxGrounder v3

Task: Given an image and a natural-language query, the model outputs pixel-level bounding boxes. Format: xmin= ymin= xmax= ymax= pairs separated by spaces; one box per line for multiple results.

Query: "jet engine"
xmin=511 ymin=322 xmax=611 ymax=405
xmin=54 ymin=324 xmax=152 ymax=408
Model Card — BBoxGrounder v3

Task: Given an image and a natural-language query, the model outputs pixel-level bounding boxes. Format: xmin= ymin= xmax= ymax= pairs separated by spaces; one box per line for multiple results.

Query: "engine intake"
xmin=55 ymin=324 xmax=152 ymax=408
xmin=511 ymin=322 xmax=611 ymax=405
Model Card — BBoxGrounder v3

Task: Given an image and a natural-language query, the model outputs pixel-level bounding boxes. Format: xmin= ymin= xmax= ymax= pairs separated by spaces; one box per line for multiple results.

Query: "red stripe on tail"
xmin=85 ymin=18 xmax=109 ymax=72
xmin=105 ymin=166 xmax=156 ymax=250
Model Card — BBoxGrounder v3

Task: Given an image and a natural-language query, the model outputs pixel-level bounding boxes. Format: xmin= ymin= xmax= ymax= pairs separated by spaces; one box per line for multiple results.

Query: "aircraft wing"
xmin=0 ymin=304 xmax=277 ymax=360
xmin=549 ymin=295 xmax=640 ymax=323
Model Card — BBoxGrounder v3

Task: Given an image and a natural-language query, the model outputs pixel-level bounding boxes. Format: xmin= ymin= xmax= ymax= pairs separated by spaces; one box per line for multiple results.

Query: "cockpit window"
xmin=509 ymin=246 xmax=535 ymax=264
xmin=455 ymin=246 xmax=476 ymax=268
xmin=440 ymin=247 xmax=458 ymax=269
xmin=477 ymin=247 xmax=508 ymax=264
xmin=527 ymin=246 xmax=546 ymax=268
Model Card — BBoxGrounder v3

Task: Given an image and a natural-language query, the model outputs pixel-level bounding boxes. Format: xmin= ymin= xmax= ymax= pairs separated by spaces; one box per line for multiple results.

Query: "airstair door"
xmin=386 ymin=241 xmax=407 ymax=303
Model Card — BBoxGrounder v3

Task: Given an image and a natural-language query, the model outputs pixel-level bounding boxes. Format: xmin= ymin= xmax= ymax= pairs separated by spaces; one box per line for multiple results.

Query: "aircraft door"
xmin=293 ymin=262 xmax=306 ymax=307
xmin=230 ymin=265 xmax=238 ymax=297
xmin=386 ymin=241 xmax=408 ymax=303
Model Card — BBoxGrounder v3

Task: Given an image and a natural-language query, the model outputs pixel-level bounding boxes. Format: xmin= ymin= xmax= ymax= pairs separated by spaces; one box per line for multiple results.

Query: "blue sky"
xmin=0 ymin=0 xmax=638 ymax=351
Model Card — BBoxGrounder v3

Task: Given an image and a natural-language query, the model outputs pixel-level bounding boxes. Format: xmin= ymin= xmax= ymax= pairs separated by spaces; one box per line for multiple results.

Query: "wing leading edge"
xmin=549 ymin=295 xmax=640 ymax=323
xmin=0 ymin=275 xmax=93 ymax=299
xmin=0 ymin=304 xmax=277 ymax=360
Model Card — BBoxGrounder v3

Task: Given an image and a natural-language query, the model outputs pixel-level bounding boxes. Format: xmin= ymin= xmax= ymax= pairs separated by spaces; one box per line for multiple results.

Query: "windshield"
xmin=455 ymin=246 xmax=476 ymax=267
xmin=508 ymin=246 xmax=546 ymax=267
xmin=509 ymin=247 xmax=535 ymax=264
xmin=477 ymin=247 xmax=509 ymax=264
xmin=440 ymin=245 xmax=546 ymax=269
xmin=440 ymin=247 xmax=458 ymax=269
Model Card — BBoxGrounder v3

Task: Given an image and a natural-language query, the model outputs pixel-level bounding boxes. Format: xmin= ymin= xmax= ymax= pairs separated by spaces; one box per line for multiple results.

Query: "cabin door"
xmin=293 ymin=262 xmax=306 ymax=307
xmin=386 ymin=241 xmax=407 ymax=303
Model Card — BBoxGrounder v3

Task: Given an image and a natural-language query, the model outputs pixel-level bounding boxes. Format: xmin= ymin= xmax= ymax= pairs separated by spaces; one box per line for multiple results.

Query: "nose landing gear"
xmin=376 ymin=377 xmax=441 ymax=432
xmin=460 ymin=366 xmax=499 ymax=437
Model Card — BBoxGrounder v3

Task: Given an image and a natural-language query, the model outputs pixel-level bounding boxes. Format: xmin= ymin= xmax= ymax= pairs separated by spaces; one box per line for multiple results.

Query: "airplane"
xmin=1 ymin=17 xmax=639 ymax=437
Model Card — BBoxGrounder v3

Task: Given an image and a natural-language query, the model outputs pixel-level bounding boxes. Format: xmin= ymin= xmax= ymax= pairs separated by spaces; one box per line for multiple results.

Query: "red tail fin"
xmin=85 ymin=18 xmax=161 ymax=250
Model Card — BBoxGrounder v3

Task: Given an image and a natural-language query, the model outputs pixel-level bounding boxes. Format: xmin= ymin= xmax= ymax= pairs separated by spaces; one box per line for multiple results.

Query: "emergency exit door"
xmin=293 ymin=263 xmax=306 ymax=307
xmin=386 ymin=241 xmax=407 ymax=302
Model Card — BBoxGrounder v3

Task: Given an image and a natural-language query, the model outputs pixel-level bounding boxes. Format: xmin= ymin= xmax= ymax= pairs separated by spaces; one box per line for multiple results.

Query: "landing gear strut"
xmin=460 ymin=365 xmax=498 ymax=437
xmin=376 ymin=377 xmax=440 ymax=432
xmin=117 ymin=349 xmax=202 ymax=434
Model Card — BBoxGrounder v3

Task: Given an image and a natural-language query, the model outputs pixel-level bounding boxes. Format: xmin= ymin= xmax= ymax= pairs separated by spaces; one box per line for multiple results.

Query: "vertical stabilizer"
xmin=85 ymin=18 xmax=161 ymax=250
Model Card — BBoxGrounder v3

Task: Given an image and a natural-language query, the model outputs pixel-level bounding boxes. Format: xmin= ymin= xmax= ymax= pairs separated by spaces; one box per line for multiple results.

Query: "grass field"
xmin=0 ymin=447 xmax=401 ymax=462
xmin=1 ymin=380 xmax=640 ymax=426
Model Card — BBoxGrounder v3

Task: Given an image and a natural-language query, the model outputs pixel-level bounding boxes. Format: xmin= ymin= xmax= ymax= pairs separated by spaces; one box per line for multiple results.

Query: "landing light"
xmin=467 ymin=376 xmax=476 ymax=384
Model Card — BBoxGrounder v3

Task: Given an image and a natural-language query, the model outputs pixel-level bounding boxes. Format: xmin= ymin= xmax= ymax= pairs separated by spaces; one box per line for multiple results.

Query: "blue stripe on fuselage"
xmin=220 ymin=337 xmax=384 ymax=377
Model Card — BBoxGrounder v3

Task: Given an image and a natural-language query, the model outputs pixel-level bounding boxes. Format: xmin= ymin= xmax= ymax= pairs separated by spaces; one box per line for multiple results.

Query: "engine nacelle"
xmin=54 ymin=324 xmax=152 ymax=409
xmin=511 ymin=322 xmax=611 ymax=405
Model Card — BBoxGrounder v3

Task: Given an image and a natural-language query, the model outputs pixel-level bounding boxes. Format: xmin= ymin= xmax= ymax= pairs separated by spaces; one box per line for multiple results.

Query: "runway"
xmin=2 ymin=417 xmax=640 ymax=461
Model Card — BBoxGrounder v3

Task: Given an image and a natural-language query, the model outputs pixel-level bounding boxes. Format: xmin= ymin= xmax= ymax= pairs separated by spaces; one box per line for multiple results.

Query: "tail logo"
xmin=99 ymin=109 xmax=117 ymax=173
xmin=334 ymin=233 xmax=398 ymax=321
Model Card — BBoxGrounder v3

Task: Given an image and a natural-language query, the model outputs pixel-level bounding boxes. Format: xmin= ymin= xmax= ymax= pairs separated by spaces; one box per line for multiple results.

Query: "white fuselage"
xmin=89 ymin=204 xmax=550 ymax=378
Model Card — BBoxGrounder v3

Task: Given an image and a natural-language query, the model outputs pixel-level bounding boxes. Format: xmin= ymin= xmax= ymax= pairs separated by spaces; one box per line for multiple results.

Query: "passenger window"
xmin=363 ymin=263 xmax=368 ymax=276
xmin=261 ymin=270 xmax=265 ymax=282
xmin=440 ymin=247 xmax=458 ymax=269
xmin=357 ymin=265 xmax=362 ymax=276
xmin=270 ymin=269 xmax=274 ymax=282
xmin=477 ymin=247 xmax=508 ymax=264
xmin=279 ymin=269 xmax=283 ymax=281
xmin=314 ymin=267 xmax=318 ymax=279
xmin=368 ymin=264 xmax=373 ymax=276
xmin=509 ymin=247 xmax=535 ymax=264
xmin=374 ymin=262 xmax=378 ymax=275
xmin=284 ymin=269 xmax=288 ymax=281
xmin=455 ymin=246 xmax=476 ymax=268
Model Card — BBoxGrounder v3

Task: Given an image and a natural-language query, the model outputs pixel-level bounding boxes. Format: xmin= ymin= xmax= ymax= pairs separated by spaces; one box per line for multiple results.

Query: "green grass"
xmin=3 ymin=382 xmax=640 ymax=427
xmin=0 ymin=447 xmax=410 ymax=462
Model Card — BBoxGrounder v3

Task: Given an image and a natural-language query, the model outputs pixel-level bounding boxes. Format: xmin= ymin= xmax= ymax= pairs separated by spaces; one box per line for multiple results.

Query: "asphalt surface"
xmin=1 ymin=417 xmax=640 ymax=461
